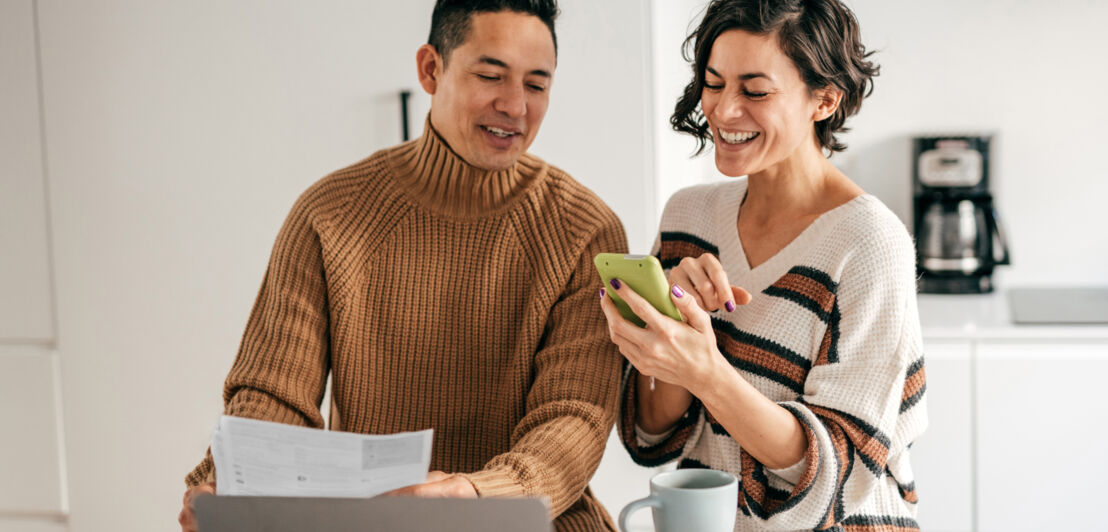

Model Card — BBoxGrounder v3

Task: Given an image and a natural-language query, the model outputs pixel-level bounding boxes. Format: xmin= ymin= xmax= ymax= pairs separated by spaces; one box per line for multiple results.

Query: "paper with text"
xmin=211 ymin=415 xmax=432 ymax=497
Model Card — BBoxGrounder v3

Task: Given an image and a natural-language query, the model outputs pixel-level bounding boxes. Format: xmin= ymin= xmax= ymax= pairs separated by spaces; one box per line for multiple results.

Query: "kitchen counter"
xmin=917 ymin=291 xmax=1108 ymax=341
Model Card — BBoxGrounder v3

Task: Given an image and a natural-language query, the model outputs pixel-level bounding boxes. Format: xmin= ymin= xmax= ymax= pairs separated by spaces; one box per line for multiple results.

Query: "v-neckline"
xmin=717 ymin=179 xmax=871 ymax=293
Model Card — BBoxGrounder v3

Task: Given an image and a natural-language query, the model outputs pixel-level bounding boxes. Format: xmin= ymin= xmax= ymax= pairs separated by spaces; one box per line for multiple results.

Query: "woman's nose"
xmin=713 ymin=93 xmax=745 ymax=121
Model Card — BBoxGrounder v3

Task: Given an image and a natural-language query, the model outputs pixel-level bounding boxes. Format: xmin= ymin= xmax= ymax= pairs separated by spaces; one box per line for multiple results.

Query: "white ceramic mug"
xmin=618 ymin=468 xmax=738 ymax=532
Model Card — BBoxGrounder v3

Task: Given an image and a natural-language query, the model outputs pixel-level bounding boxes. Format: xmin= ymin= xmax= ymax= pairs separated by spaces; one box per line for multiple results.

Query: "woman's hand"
xmin=669 ymin=253 xmax=752 ymax=312
xmin=600 ymin=278 xmax=733 ymax=391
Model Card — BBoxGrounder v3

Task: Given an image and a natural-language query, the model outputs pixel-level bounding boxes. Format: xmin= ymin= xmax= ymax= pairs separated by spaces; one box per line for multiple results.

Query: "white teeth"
xmin=719 ymin=130 xmax=759 ymax=144
xmin=484 ymin=126 xmax=514 ymax=138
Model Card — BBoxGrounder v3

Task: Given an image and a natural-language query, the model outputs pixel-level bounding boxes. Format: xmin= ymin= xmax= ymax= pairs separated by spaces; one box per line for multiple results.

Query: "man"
xmin=177 ymin=1 xmax=627 ymax=531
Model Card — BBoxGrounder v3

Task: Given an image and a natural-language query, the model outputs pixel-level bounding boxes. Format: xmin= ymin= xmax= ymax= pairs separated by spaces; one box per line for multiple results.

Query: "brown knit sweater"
xmin=186 ymin=122 xmax=628 ymax=531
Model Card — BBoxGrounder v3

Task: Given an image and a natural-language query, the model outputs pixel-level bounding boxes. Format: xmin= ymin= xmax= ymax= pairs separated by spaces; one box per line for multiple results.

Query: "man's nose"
xmin=493 ymin=83 xmax=527 ymax=118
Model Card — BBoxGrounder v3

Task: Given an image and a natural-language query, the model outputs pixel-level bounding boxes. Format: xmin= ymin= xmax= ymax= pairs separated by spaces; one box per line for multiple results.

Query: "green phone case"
xmin=593 ymin=253 xmax=684 ymax=328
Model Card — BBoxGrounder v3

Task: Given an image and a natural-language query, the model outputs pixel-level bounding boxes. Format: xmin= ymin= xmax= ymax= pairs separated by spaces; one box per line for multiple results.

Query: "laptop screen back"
xmin=194 ymin=495 xmax=551 ymax=532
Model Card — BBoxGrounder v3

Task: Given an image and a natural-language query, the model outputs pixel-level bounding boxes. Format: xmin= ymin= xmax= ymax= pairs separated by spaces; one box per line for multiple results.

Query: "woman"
xmin=599 ymin=0 xmax=926 ymax=530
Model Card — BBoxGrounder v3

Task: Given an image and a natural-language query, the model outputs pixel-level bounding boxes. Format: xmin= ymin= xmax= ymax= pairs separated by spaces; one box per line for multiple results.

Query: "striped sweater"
xmin=618 ymin=178 xmax=927 ymax=531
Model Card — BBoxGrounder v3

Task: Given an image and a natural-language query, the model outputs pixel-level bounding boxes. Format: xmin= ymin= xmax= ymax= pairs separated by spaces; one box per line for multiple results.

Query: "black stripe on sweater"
xmin=886 ymin=465 xmax=919 ymax=504
xmin=900 ymin=357 xmax=927 ymax=413
xmin=764 ymin=284 xmax=833 ymax=322
xmin=841 ymin=514 xmax=921 ymax=529
xmin=678 ymin=457 xmax=710 ymax=469
xmin=789 ymin=265 xmax=838 ymax=293
xmin=660 ymin=231 xmax=719 ymax=254
xmin=712 ymin=317 xmax=811 ymax=395
xmin=656 ymin=231 xmax=719 ymax=269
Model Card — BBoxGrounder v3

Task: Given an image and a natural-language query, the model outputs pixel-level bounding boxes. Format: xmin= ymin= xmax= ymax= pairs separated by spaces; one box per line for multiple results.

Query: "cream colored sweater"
xmin=620 ymin=178 xmax=928 ymax=531
xmin=187 ymin=123 xmax=628 ymax=531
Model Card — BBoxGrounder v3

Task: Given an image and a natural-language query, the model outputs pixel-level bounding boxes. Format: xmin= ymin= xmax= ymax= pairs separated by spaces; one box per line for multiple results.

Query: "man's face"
xmin=425 ymin=11 xmax=556 ymax=171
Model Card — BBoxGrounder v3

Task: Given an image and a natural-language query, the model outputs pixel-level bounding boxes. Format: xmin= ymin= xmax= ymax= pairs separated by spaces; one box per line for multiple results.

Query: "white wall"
xmin=22 ymin=1 xmax=654 ymax=530
xmin=653 ymin=0 xmax=1108 ymax=287
xmin=0 ymin=0 xmax=54 ymax=342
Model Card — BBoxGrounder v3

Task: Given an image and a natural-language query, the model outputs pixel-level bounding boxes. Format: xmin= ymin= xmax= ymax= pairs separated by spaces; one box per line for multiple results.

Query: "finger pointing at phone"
xmin=668 ymin=253 xmax=751 ymax=312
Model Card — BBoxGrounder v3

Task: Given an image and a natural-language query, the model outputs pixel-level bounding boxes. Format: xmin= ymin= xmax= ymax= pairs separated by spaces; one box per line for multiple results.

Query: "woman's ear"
xmin=812 ymin=86 xmax=844 ymax=122
xmin=416 ymin=44 xmax=441 ymax=95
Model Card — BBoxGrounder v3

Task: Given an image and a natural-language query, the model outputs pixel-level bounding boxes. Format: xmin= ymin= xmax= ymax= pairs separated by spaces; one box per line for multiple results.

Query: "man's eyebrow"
xmin=477 ymin=55 xmax=552 ymax=78
xmin=705 ymin=66 xmax=771 ymax=81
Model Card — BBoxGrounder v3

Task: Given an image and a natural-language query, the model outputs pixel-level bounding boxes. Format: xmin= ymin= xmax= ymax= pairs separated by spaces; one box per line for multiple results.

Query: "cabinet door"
xmin=912 ymin=341 xmax=973 ymax=532
xmin=976 ymin=342 xmax=1108 ymax=532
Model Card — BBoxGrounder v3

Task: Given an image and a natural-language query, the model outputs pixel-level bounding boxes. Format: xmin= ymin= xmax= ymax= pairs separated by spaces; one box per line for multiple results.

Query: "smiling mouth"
xmin=481 ymin=125 xmax=520 ymax=139
xmin=718 ymin=130 xmax=760 ymax=145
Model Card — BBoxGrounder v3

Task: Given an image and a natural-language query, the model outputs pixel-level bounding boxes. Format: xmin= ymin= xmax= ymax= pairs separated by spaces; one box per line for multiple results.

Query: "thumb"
xmin=426 ymin=471 xmax=451 ymax=482
xmin=670 ymin=284 xmax=711 ymax=333
xmin=731 ymin=285 xmax=752 ymax=306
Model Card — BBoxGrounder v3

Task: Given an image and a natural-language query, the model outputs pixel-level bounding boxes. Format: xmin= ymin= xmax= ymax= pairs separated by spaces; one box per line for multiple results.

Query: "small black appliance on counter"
xmin=912 ymin=134 xmax=1010 ymax=293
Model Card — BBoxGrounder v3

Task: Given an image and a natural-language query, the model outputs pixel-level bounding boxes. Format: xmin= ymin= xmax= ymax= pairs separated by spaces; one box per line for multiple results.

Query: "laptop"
xmin=194 ymin=495 xmax=551 ymax=532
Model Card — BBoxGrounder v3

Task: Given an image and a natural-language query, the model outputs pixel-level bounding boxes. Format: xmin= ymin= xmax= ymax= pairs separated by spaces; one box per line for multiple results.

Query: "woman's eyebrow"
xmin=705 ymin=66 xmax=772 ymax=81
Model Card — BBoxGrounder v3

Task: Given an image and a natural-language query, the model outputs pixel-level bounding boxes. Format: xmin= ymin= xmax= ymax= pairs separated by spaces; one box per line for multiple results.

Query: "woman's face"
xmin=700 ymin=30 xmax=826 ymax=177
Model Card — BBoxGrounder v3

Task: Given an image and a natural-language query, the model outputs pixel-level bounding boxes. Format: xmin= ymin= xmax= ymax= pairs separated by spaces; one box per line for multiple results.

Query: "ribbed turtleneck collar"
xmin=388 ymin=118 xmax=538 ymax=217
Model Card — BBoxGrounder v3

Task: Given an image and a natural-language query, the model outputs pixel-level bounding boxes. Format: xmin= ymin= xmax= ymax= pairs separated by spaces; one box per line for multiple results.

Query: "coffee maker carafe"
xmin=913 ymin=135 xmax=1010 ymax=293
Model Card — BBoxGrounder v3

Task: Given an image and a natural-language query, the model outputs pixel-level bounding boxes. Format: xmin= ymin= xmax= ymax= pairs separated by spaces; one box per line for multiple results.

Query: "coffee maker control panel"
xmin=918 ymin=140 xmax=984 ymax=187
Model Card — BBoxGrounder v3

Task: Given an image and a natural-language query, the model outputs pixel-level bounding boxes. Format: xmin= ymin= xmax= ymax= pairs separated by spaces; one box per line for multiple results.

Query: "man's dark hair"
xmin=672 ymin=0 xmax=880 ymax=156
xmin=428 ymin=0 xmax=560 ymax=65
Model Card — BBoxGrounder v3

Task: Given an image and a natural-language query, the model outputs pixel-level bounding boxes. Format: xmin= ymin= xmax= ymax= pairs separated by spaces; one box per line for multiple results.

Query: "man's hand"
xmin=178 ymin=482 xmax=216 ymax=532
xmin=383 ymin=471 xmax=478 ymax=498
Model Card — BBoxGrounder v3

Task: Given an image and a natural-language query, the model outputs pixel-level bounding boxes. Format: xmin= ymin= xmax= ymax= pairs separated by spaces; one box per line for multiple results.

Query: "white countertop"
xmin=918 ymin=292 xmax=1108 ymax=341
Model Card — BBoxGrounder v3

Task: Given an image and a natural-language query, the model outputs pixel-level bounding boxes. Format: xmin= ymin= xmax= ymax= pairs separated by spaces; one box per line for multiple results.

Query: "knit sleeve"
xmin=458 ymin=215 xmax=627 ymax=518
xmin=185 ymin=191 xmax=331 ymax=487
xmin=616 ymin=230 xmax=705 ymax=465
xmin=616 ymin=365 xmax=705 ymax=466
xmin=734 ymin=223 xmax=924 ymax=530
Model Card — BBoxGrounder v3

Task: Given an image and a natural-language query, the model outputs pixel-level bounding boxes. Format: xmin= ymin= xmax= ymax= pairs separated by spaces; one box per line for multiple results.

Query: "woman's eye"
xmin=704 ymin=83 xmax=723 ymax=91
xmin=744 ymin=90 xmax=768 ymax=99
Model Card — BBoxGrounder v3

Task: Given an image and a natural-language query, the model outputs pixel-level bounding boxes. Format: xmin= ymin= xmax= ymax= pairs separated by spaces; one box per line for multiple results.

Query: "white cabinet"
xmin=912 ymin=341 xmax=973 ymax=532
xmin=975 ymin=341 xmax=1108 ymax=532
xmin=0 ymin=0 xmax=54 ymax=341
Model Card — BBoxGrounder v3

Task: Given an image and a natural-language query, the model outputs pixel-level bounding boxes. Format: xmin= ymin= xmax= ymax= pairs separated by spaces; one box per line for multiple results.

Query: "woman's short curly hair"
xmin=672 ymin=0 xmax=879 ymax=156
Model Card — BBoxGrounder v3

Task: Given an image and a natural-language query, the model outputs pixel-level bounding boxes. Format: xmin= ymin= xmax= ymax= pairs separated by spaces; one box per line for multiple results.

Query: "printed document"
xmin=211 ymin=415 xmax=432 ymax=498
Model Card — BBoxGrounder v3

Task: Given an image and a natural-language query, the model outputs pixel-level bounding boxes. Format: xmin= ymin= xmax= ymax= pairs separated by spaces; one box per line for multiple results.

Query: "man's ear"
xmin=812 ymin=86 xmax=843 ymax=122
xmin=416 ymin=44 xmax=442 ymax=95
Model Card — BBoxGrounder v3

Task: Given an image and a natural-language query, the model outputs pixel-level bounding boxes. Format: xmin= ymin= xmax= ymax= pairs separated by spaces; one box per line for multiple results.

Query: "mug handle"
xmin=618 ymin=495 xmax=661 ymax=532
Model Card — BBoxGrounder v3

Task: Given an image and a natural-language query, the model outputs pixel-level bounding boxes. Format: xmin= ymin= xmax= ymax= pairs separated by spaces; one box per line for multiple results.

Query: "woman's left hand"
xmin=599 ymin=280 xmax=727 ymax=391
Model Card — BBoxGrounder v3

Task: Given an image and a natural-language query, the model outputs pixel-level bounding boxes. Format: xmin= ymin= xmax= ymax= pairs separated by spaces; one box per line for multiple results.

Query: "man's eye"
xmin=527 ymin=84 xmax=547 ymax=92
xmin=476 ymin=74 xmax=499 ymax=81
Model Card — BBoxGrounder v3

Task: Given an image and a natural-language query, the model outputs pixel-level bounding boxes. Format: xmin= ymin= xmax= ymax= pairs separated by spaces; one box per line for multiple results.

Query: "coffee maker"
xmin=913 ymin=135 xmax=1010 ymax=293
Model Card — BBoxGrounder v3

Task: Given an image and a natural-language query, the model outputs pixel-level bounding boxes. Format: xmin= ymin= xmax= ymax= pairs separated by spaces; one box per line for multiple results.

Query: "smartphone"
xmin=594 ymin=253 xmax=684 ymax=328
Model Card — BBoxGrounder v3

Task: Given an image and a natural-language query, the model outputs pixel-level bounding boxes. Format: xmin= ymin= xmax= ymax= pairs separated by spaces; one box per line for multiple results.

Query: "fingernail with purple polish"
xmin=725 ymin=301 xmax=736 ymax=312
xmin=610 ymin=279 xmax=621 ymax=290
xmin=671 ymin=285 xmax=685 ymax=298
xmin=599 ymin=288 xmax=606 ymax=298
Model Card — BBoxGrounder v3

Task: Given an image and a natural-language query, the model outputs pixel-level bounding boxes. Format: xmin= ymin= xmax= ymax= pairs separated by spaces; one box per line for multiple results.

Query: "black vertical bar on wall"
xmin=400 ymin=90 xmax=411 ymax=141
